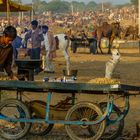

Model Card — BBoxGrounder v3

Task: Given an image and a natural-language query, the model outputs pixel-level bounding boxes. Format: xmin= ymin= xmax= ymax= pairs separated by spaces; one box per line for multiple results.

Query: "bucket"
xmin=101 ymin=38 xmax=109 ymax=48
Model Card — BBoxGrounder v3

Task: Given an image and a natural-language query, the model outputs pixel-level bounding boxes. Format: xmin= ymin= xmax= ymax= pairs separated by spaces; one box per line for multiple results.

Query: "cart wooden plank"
xmin=0 ymin=80 xmax=140 ymax=94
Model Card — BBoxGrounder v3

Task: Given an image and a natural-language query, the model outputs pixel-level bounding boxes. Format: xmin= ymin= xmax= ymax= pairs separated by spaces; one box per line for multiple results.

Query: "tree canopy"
xmin=45 ymin=0 xmax=70 ymax=13
xmin=30 ymin=0 xmax=136 ymax=14
xmin=131 ymin=0 xmax=138 ymax=5
xmin=85 ymin=1 xmax=97 ymax=11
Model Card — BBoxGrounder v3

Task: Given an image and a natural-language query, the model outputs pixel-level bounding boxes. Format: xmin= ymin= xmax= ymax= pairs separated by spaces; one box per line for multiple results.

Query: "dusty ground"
xmin=0 ymin=46 xmax=140 ymax=140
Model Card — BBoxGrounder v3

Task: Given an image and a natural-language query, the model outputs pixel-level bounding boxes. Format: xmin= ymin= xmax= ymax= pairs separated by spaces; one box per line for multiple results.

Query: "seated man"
xmin=0 ymin=26 xmax=17 ymax=80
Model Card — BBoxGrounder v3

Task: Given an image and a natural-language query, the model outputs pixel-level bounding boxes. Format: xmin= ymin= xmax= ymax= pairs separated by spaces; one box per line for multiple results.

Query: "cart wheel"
xmin=30 ymin=115 xmax=54 ymax=136
xmin=88 ymin=102 xmax=124 ymax=140
xmin=29 ymin=100 xmax=54 ymax=136
xmin=0 ymin=99 xmax=31 ymax=140
xmin=100 ymin=102 xmax=124 ymax=140
xmin=65 ymin=102 xmax=105 ymax=140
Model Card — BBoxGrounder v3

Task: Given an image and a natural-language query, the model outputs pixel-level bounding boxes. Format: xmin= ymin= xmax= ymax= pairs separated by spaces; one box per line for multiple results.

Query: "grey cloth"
xmin=105 ymin=60 xmax=117 ymax=78
xmin=105 ymin=49 xmax=121 ymax=78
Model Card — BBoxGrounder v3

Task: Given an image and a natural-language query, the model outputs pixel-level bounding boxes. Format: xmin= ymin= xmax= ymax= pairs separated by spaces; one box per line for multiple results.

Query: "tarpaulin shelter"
xmin=0 ymin=0 xmax=32 ymax=24
xmin=0 ymin=0 xmax=32 ymax=12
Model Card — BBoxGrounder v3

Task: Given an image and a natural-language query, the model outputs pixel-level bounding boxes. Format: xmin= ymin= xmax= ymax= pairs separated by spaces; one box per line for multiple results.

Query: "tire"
xmin=29 ymin=100 xmax=54 ymax=136
xmin=100 ymin=102 xmax=124 ymax=140
xmin=0 ymin=99 xmax=31 ymax=140
xmin=65 ymin=102 xmax=105 ymax=140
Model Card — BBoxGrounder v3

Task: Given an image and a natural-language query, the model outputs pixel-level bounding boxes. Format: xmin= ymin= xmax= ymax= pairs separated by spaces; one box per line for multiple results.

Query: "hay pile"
xmin=88 ymin=78 xmax=120 ymax=84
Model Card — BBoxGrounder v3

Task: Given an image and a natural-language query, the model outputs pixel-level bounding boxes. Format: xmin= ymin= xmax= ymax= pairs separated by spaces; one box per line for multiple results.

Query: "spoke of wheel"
xmin=87 ymin=108 xmax=95 ymax=120
xmin=75 ymin=108 xmax=82 ymax=120
xmin=83 ymin=107 xmax=88 ymax=117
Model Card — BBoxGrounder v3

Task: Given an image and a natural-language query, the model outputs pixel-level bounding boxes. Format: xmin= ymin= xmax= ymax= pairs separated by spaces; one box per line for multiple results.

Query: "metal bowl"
xmin=63 ymin=69 xmax=78 ymax=77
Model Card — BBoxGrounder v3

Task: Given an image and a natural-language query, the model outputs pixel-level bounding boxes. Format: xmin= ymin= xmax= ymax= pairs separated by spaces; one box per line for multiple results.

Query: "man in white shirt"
xmin=42 ymin=25 xmax=56 ymax=73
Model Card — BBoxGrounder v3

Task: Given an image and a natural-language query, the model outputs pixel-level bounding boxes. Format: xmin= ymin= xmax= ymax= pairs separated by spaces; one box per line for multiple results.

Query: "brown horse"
xmin=95 ymin=22 xmax=121 ymax=54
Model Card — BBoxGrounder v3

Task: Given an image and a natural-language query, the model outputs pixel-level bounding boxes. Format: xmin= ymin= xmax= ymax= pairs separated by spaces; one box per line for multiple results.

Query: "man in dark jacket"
xmin=0 ymin=26 xmax=17 ymax=79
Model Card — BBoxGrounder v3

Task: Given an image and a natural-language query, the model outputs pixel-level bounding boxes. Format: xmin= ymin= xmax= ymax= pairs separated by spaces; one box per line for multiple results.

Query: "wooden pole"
xmin=30 ymin=11 xmax=31 ymax=22
xmin=18 ymin=12 xmax=21 ymax=25
xmin=102 ymin=0 xmax=104 ymax=12
xmin=6 ymin=0 xmax=10 ymax=25
xmin=138 ymin=0 xmax=140 ymax=53
xmin=138 ymin=0 xmax=140 ymax=35
xmin=31 ymin=0 xmax=33 ymax=21
xmin=18 ymin=0 xmax=22 ymax=26
xmin=21 ymin=12 xmax=24 ymax=20
xmin=71 ymin=3 xmax=73 ymax=15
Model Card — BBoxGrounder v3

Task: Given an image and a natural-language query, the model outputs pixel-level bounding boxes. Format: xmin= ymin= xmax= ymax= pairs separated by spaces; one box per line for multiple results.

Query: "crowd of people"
xmin=0 ymin=4 xmax=139 ymax=79
xmin=0 ymin=5 xmax=138 ymax=34
xmin=0 ymin=19 xmax=58 ymax=80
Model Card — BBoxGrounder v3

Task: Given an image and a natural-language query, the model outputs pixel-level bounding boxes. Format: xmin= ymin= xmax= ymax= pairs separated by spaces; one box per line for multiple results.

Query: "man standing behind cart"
xmin=25 ymin=20 xmax=44 ymax=60
xmin=0 ymin=26 xmax=17 ymax=80
xmin=24 ymin=20 xmax=44 ymax=74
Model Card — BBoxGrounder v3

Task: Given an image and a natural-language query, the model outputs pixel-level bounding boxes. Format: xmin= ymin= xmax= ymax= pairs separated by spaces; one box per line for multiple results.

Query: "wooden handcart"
xmin=0 ymin=80 xmax=140 ymax=140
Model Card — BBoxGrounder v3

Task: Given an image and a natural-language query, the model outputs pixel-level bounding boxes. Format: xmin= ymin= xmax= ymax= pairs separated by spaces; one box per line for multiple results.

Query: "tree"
xmin=71 ymin=1 xmax=85 ymax=12
xmin=86 ymin=1 xmax=97 ymax=11
xmin=33 ymin=0 xmax=41 ymax=12
xmin=13 ymin=0 xmax=22 ymax=3
xmin=131 ymin=0 xmax=138 ymax=5
xmin=37 ymin=1 xmax=48 ymax=13
xmin=103 ymin=2 xmax=113 ymax=9
xmin=46 ymin=1 xmax=70 ymax=13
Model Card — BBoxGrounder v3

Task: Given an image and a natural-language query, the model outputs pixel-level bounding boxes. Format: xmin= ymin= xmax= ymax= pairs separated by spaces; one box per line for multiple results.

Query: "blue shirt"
xmin=12 ymin=36 xmax=24 ymax=59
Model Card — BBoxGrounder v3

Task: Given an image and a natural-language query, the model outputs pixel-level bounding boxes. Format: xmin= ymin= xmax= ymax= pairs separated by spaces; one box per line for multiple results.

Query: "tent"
xmin=0 ymin=0 xmax=32 ymax=12
xmin=0 ymin=0 xmax=32 ymax=25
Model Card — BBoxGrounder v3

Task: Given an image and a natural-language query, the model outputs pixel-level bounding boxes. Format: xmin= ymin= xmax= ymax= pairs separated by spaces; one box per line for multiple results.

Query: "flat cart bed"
xmin=0 ymin=80 xmax=140 ymax=140
xmin=0 ymin=80 xmax=140 ymax=94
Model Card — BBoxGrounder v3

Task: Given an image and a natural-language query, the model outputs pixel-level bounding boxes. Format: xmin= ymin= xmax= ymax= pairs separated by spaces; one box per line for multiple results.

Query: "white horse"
xmin=54 ymin=34 xmax=71 ymax=72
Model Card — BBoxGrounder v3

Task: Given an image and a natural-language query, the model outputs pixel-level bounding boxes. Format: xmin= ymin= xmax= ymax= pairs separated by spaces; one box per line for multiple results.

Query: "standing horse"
xmin=95 ymin=22 xmax=121 ymax=54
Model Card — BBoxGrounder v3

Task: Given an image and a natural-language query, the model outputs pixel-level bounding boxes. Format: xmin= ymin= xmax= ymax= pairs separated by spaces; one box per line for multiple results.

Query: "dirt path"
xmin=0 ymin=47 xmax=140 ymax=140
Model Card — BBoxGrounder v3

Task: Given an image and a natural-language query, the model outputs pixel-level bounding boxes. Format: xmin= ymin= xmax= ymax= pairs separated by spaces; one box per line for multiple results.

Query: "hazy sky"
xmin=22 ymin=0 xmax=130 ymax=5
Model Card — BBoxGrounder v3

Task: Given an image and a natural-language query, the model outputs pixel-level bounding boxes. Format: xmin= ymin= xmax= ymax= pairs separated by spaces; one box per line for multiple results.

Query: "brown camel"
xmin=95 ymin=22 xmax=121 ymax=54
